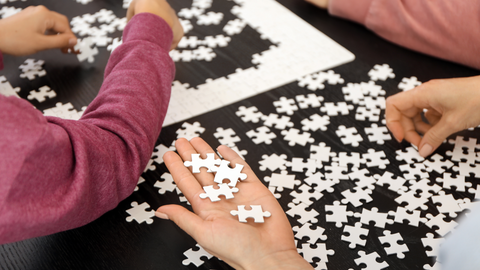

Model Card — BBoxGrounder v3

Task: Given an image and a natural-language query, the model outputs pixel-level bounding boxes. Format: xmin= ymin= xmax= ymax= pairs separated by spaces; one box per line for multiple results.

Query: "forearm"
xmin=329 ymin=0 xmax=480 ymax=70
xmin=0 ymin=13 xmax=174 ymax=244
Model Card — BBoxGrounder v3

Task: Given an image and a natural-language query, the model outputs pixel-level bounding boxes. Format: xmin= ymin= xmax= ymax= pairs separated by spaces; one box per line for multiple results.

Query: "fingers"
xmin=37 ymin=33 xmax=76 ymax=52
xmin=385 ymin=84 xmax=436 ymax=145
xmin=31 ymin=6 xmax=77 ymax=51
xmin=176 ymin=137 xmax=218 ymax=187
xmin=304 ymin=0 xmax=329 ymax=9
xmin=163 ymin=149 xmax=204 ymax=204
xmin=126 ymin=0 xmax=184 ymax=51
xmin=419 ymin=117 xmax=459 ymax=157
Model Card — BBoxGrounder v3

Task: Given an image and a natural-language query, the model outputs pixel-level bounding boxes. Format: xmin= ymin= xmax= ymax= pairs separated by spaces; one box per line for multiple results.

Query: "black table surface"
xmin=1 ymin=0 xmax=479 ymax=269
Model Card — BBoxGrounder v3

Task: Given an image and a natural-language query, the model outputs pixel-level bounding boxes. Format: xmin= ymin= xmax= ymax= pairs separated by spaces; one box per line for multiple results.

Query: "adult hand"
xmin=127 ymin=0 xmax=183 ymax=50
xmin=0 ymin=6 xmax=77 ymax=56
xmin=156 ymin=137 xmax=313 ymax=270
xmin=304 ymin=0 xmax=329 ymax=9
xmin=385 ymin=75 xmax=480 ymax=157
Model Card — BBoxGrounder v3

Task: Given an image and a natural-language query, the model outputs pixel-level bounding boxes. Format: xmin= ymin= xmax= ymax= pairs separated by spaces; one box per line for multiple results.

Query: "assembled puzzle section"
xmin=164 ymin=0 xmax=354 ymax=125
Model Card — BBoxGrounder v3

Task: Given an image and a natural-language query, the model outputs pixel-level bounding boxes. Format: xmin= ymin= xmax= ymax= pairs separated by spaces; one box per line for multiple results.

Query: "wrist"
xmin=243 ymin=250 xmax=314 ymax=270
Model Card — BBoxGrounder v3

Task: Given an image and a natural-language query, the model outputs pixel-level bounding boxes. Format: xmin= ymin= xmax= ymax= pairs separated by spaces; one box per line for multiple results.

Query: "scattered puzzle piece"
xmin=231 ymin=205 xmax=271 ymax=223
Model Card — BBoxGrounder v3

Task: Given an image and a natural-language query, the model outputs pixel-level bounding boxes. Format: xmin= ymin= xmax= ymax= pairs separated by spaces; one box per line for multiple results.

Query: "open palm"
xmin=156 ymin=137 xmax=312 ymax=270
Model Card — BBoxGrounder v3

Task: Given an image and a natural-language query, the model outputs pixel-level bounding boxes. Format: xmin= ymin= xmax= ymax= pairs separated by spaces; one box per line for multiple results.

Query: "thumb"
xmin=156 ymin=204 xmax=205 ymax=239
xmin=38 ymin=33 xmax=77 ymax=51
xmin=418 ymin=117 xmax=455 ymax=157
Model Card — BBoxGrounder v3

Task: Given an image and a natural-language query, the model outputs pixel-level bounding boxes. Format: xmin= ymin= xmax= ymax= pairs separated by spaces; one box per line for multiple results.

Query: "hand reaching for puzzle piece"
xmin=156 ymin=137 xmax=313 ymax=270
xmin=0 ymin=6 xmax=77 ymax=56
xmin=386 ymin=75 xmax=480 ymax=157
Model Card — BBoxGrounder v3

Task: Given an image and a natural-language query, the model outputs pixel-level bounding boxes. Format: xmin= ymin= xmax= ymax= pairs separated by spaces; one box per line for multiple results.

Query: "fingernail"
xmin=155 ymin=212 xmax=169 ymax=220
xmin=419 ymin=144 xmax=433 ymax=157
xmin=69 ymin=38 xmax=77 ymax=46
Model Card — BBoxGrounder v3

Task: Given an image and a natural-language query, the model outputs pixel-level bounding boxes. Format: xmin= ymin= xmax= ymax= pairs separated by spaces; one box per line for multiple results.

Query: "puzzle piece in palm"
xmin=184 ymin=153 xmax=221 ymax=173
xmin=213 ymin=160 xmax=247 ymax=187
xmin=231 ymin=205 xmax=271 ymax=223
xmin=199 ymin=183 xmax=239 ymax=202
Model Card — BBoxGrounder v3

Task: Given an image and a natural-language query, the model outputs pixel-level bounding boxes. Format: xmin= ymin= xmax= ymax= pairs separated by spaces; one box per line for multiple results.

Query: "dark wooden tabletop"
xmin=1 ymin=0 xmax=479 ymax=269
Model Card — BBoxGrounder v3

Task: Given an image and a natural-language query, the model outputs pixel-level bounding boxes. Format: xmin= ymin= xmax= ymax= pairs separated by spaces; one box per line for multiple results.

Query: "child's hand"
xmin=304 ymin=0 xmax=329 ymax=9
xmin=386 ymin=75 xmax=480 ymax=157
xmin=127 ymin=0 xmax=183 ymax=50
xmin=0 ymin=6 xmax=77 ymax=56
xmin=157 ymin=137 xmax=313 ymax=270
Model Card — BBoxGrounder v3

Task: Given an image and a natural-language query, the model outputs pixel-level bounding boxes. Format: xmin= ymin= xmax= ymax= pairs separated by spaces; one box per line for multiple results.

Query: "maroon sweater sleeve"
xmin=329 ymin=0 xmax=480 ymax=70
xmin=0 ymin=13 xmax=174 ymax=244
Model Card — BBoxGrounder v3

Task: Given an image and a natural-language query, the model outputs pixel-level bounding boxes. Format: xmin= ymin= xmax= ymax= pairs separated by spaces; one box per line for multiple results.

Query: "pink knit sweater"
xmin=329 ymin=0 xmax=480 ymax=70
xmin=0 ymin=13 xmax=174 ymax=244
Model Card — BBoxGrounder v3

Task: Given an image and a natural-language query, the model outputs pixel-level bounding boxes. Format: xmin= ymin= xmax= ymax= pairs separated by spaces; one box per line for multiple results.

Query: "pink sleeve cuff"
xmin=329 ymin=0 xmax=375 ymax=25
